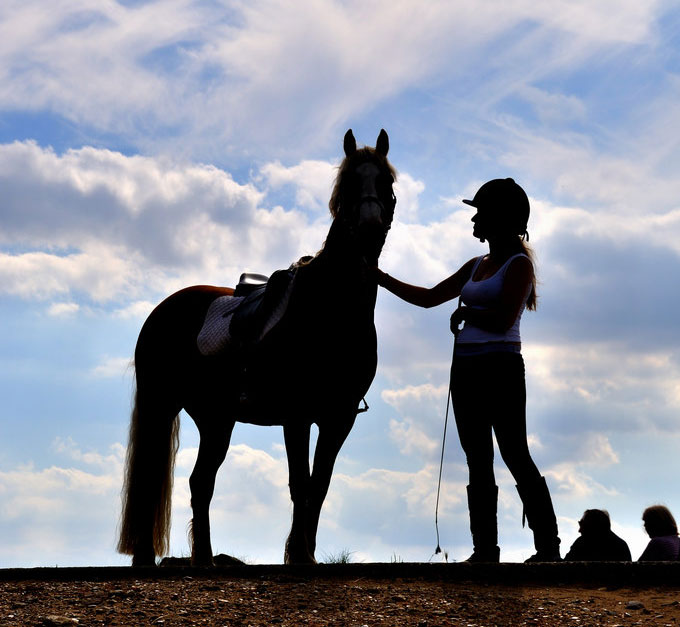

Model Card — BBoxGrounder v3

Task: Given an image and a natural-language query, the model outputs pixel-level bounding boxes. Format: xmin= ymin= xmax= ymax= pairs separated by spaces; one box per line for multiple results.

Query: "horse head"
xmin=329 ymin=129 xmax=396 ymax=266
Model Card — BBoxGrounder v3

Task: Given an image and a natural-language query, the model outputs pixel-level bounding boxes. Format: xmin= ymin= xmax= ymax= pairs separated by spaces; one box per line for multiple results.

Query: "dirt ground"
xmin=2 ymin=564 xmax=680 ymax=626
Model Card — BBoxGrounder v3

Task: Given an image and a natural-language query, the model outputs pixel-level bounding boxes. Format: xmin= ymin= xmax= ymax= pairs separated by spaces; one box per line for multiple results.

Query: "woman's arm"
xmin=451 ymin=255 xmax=533 ymax=333
xmin=376 ymin=257 xmax=477 ymax=309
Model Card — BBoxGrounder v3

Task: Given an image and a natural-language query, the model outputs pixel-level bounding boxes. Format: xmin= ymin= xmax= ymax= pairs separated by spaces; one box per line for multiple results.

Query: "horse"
xmin=117 ymin=129 xmax=397 ymax=566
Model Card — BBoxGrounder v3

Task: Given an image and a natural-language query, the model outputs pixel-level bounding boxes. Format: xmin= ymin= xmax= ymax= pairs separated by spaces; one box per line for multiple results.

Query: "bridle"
xmin=339 ymin=167 xmax=396 ymax=237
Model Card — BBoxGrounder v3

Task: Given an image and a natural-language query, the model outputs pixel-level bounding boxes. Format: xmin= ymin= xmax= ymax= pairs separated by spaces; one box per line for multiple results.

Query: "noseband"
xmin=342 ymin=189 xmax=395 ymax=239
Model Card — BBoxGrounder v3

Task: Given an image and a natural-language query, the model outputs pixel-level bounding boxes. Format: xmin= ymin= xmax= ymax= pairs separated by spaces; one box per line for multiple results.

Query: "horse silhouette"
xmin=117 ymin=129 xmax=397 ymax=566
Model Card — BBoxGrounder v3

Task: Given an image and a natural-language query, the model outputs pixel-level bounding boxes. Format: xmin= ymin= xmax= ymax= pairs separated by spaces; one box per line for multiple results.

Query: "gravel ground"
xmin=2 ymin=563 xmax=680 ymax=626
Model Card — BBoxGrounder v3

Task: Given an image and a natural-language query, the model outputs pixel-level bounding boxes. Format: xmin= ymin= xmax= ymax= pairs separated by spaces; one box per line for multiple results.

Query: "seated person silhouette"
xmin=638 ymin=504 xmax=680 ymax=561
xmin=564 ymin=509 xmax=631 ymax=561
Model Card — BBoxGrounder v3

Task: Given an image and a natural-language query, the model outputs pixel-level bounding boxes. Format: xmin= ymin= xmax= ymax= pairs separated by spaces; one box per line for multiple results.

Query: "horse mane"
xmin=328 ymin=147 xmax=397 ymax=219
xmin=293 ymin=146 xmax=397 ymax=270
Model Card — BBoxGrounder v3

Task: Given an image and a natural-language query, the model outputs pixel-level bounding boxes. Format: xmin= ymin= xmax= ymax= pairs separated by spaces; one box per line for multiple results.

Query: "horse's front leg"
xmin=283 ymin=421 xmax=314 ymax=564
xmin=189 ymin=418 xmax=235 ymax=566
xmin=306 ymin=412 xmax=357 ymax=558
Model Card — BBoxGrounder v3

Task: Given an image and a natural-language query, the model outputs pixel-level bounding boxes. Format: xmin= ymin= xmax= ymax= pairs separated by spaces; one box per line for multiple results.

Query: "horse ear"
xmin=344 ymin=129 xmax=356 ymax=156
xmin=376 ymin=129 xmax=389 ymax=156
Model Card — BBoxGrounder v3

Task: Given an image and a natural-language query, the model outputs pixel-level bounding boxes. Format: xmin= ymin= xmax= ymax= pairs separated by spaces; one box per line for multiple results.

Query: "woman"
xmin=375 ymin=178 xmax=560 ymax=562
xmin=638 ymin=505 xmax=680 ymax=561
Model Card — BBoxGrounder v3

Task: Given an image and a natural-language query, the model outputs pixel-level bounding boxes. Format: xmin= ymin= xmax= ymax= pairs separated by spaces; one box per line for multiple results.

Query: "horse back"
xmin=136 ymin=285 xmax=233 ymax=372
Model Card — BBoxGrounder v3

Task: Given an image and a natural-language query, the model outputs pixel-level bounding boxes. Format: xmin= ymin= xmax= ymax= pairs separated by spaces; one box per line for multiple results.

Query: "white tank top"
xmin=456 ymin=254 xmax=531 ymax=348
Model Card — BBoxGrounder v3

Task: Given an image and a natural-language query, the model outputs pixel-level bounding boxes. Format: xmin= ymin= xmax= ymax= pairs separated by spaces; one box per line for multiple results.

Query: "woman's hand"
xmin=450 ymin=306 xmax=467 ymax=336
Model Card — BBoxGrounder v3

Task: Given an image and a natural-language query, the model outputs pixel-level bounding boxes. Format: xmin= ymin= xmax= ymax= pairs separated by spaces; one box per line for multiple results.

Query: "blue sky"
xmin=1 ymin=0 xmax=680 ymax=567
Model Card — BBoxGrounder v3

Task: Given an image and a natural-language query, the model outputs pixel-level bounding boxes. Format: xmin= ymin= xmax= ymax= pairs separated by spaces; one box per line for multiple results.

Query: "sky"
xmin=1 ymin=0 xmax=680 ymax=567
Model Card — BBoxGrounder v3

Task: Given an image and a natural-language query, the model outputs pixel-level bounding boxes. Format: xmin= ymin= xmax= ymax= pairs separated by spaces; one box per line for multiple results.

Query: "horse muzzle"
xmin=357 ymin=196 xmax=385 ymax=229
xmin=356 ymin=199 xmax=387 ymax=265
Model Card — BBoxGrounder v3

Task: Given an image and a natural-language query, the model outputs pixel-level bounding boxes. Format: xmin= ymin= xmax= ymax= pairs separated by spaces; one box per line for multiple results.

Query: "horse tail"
xmin=117 ymin=375 xmax=180 ymax=558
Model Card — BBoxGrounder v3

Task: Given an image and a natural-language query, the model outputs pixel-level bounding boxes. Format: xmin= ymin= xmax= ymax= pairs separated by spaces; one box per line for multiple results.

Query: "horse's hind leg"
xmin=188 ymin=416 xmax=235 ymax=566
xmin=283 ymin=422 xmax=314 ymax=564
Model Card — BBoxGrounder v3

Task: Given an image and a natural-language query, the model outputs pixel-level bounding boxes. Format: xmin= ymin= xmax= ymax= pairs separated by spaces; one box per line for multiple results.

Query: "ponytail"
xmin=519 ymin=238 xmax=538 ymax=311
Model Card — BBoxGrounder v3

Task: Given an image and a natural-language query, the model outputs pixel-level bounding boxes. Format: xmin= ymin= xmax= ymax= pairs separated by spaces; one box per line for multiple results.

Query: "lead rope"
xmin=432 ymin=358 xmax=452 ymax=560
xmin=433 ymin=300 xmax=461 ymax=561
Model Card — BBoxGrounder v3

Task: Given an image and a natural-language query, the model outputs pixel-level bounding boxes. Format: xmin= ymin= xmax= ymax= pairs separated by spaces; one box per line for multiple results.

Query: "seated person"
xmin=638 ymin=504 xmax=680 ymax=561
xmin=564 ymin=509 xmax=631 ymax=561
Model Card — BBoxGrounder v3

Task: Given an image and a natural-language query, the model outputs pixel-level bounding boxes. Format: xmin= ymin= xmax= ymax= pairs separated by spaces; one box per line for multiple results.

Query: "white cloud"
xmin=382 ymin=383 xmax=448 ymax=458
xmin=0 ymin=1 xmax=666 ymax=157
xmin=520 ymin=85 xmax=587 ymax=124
xmin=90 ymin=356 xmax=132 ymax=379
xmin=393 ymin=173 xmax=425 ymax=223
xmin=260 ymin=160 xmax=336 ymax=211
xmin=0 ymin=248 xmax=138 ymax=302
xmin=47 ymin=301 xmax=79 ymax=316
xmin=0 ymin=141 xmax=330 ymax=303
xmin=112 ymin=300 xmax=156 ymax=319
xmin=548 ymin=463 xmax=620 ymax=500
xmin=0 ymin=438 xmax=127 ymax=566
xmin=524 ymin=341 xmax=680 ymax=434
xmin=51 ymin=437 xmax=125 ymax=473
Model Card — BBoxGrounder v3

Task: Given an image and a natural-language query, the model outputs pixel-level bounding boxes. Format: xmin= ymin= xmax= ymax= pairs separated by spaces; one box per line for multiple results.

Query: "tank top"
xmin=456 ymin=253 xmax=531 ymax=352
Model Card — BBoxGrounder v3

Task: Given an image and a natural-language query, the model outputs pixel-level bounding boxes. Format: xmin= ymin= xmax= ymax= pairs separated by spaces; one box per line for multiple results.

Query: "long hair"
xmin=519 ymin=237 xmax=538 ymax=311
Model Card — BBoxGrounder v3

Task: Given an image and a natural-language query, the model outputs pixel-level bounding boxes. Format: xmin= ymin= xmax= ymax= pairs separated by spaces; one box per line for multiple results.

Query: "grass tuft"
xmin=322 ymin=548 xmax=354 ymax=564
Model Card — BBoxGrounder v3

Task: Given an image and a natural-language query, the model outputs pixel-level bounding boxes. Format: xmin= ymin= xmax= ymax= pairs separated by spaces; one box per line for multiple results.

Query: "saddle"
xmin=196 ymin=268 xmax=296 ymax=356
xmin=230 ymin=268 xmax=295 ymax=343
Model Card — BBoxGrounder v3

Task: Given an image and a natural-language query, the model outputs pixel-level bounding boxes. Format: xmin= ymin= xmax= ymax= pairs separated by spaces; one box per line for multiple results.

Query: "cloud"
xmin=0 ymin=248 xmax=138 ymax=302
xmin=90 ymin=356 xmax=132 ymax=379
xmin=0 ymin=1 xmax=667 ymax=159
xmin=520 ymin=85 xmax=587 ymax=124
xmin=393 ymin=173 xmax=426 ymax=223
xmin=0 ymin=141 xmax=328 ymax=304
xmin=47 ymin=302 xmax=79 ymax=316
xmin=524 ymin=341 xmax=680 ymax=437
xmin=51 ymin=437 xmax=125 ymax=473
xmin=260 ymin=160 xmax=336 ymax=212
xmin=112 ymin=300 xmax=156 ymax=319
xmin=548 ymin=462 xmax=620 ymax=501
xmin=0 ymin=438 xmax=126 ymax=566
xmin=0 ymin=141 xmax=263 ymax=259
xmin=382 ymin=383 xmax=449 ymax=459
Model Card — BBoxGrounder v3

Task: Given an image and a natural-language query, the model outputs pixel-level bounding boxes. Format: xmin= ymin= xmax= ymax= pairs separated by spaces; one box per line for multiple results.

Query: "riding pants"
xmin=450 ymin=351 xmax=541 ymax=489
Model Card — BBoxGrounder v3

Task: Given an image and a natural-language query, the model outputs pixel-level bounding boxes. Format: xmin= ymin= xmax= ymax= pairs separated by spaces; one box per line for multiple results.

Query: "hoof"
xmin=284 ymin=545 xmax=317 ymax=564
xmin=284 ymin=533 xmax=316 ymax=564
xmin=284 ymin=553 xmax=317 ymax=565
xmin=131 ymin=554 xmax=156 ymax=567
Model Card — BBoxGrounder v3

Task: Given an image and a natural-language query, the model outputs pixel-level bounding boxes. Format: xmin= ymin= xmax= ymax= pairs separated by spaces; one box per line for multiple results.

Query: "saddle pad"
xmin=197 ymin=273 xmax=296 ymax=356
xmin=196 ymin=295 xmax=244 ymax=356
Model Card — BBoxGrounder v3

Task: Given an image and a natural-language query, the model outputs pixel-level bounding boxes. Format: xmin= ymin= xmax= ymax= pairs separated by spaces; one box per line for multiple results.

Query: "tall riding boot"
xmin=515 ymin=476 xmax=561 ymax=562
xmin=465 ymin=484 xmax=500 ymax=563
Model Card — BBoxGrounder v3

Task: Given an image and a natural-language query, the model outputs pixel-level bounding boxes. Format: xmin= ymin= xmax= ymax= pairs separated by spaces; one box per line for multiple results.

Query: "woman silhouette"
xmin=375 ymin=178 xmax=560 ymax=562
xmin=638 ymin=505 xmax=680 ymax=561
